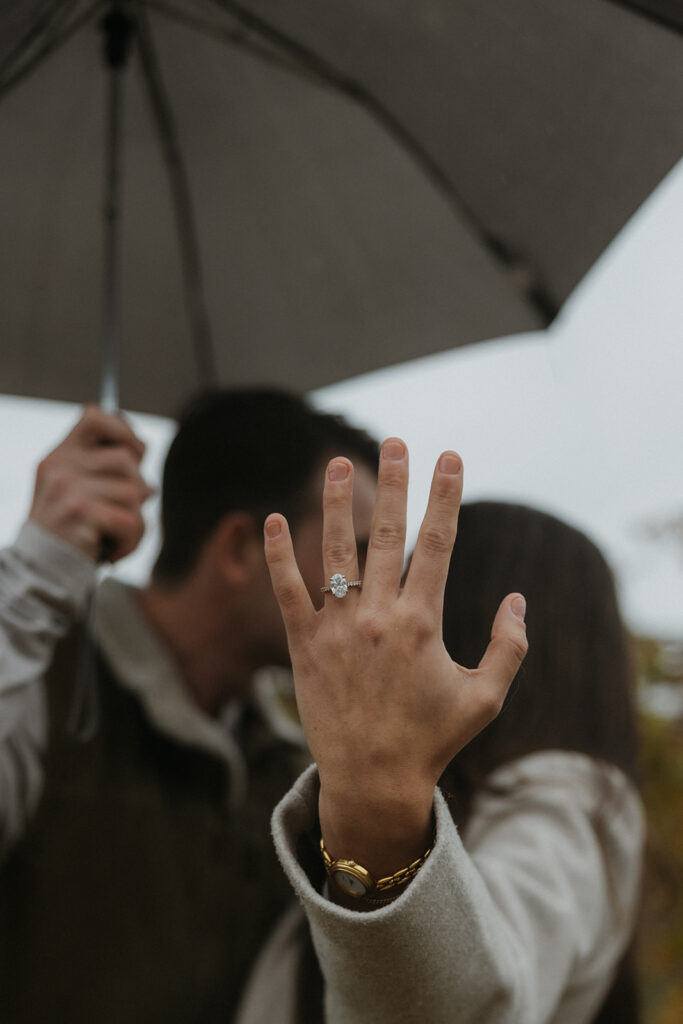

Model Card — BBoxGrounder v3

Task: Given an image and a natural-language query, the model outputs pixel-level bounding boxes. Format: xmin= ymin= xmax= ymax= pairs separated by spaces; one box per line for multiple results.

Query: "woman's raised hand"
xmin=264 ymin=439 xmax=527 ymax=879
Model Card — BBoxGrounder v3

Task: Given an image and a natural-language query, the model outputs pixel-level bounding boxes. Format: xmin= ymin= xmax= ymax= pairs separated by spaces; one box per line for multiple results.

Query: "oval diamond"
xmin=329 ymin=573 xmax=349 ymax=598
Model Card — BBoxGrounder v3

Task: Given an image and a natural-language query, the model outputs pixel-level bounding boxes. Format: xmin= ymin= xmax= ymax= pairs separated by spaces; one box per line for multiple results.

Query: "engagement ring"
xmin=321 ymin=573 xmax=363 ymax=598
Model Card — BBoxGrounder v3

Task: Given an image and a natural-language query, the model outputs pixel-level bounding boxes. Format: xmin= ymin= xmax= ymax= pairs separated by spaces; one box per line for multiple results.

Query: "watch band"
xmin=320 ymin=834 xmax=434 ymax=899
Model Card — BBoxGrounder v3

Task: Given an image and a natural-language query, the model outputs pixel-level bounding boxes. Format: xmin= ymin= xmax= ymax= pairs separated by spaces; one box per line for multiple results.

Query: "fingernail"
xmin=439 ymin=452 xmax=462 ymax=475
xmin=265 ymin=518 xmax=282 ymax=538
xmin=382 ymin=440 xmax=405 ymax=461
xmin=511 ymin=595 xmax=526 ymax=620
xmin=328 ymin=460 xmax=350 ymax=481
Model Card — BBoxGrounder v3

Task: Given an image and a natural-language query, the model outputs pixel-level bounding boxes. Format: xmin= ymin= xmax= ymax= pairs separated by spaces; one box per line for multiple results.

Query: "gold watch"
xmin=320 ymin=836 xmax=433 ymax=901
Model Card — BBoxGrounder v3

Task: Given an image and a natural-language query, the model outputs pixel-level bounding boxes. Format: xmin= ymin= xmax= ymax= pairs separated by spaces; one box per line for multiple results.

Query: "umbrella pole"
xmin=100 ymin=4 xmax=134 ymax=414
xmin=67 ymin=6 xmax=136 ymax=744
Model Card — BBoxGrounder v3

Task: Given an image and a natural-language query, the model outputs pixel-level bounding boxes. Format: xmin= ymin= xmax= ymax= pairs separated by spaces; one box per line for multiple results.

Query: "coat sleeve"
xmin=265 ymin=752 xmax=644 ymax=1024
xmin=0 ymin=521 xmax=93 ymax=855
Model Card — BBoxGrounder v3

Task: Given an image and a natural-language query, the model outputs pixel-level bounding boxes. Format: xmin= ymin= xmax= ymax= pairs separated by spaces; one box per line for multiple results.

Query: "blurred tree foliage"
xmin=634 ymin=634 xmax=683 ymax=1024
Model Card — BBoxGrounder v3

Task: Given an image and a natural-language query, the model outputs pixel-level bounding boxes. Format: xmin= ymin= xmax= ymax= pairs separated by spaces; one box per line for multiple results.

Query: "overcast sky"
xmin=1 ymin=160 xmax=681 ymax=639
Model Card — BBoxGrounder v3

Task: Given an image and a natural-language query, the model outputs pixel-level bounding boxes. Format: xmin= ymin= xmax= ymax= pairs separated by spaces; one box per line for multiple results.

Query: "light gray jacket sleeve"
xmin=0 ymin=521 xmax=94 ymax=854
xmin=249 ymin=752 xmax=644 ymax=1024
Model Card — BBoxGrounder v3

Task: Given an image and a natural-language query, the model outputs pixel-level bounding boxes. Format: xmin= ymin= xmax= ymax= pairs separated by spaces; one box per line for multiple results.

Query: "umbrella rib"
xmin=145 ymin=0 xmax=320 ymax=81
xmin=602 ymin=0 xmax=683 ymax=37
xmin=0 ymin=1 xmax=101 ymax=98
xmin=210 ymin=0 xmax=557 ymax=325
xmin=0 ymin=0 xmax=73 ymax=78
xmin=136 ymin=10 xmax=219 ymax=391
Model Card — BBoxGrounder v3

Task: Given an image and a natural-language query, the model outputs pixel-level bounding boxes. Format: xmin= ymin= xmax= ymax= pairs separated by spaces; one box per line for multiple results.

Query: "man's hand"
xmin=264 ymin=438 xmax=527 ymax=884
xmin=29 ymin=405 xmax=152 ymax=563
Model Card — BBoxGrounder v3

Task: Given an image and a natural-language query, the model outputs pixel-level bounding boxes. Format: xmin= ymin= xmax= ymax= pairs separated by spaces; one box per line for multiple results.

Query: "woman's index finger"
xmin=264 ymin=514 xmax=316 ymax=639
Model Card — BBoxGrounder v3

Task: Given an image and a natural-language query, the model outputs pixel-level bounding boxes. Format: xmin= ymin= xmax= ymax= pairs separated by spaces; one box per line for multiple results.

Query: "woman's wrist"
xmin=318 ymin=778 xmax=435 ymax=881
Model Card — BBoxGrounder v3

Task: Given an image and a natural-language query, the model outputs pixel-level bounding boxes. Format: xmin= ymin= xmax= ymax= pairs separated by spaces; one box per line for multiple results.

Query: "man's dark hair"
xmin=152 ymin=388 xmax=379 ymax=583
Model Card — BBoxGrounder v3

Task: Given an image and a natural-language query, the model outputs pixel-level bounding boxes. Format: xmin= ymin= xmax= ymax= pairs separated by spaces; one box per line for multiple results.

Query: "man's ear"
xmin=209 ymin=512 xmax=264 ymax=586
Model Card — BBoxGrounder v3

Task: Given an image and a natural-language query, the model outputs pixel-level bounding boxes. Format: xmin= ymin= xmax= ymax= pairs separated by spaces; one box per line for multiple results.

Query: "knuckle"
xmin=379 ymin=462 xmax=406 ymax=488
xmin=479 ymin=686 xmax=505 ymax=721
xmin=120 ymin=452 xmax=140 ymax=479
xmin=99 ymin=446 xmax=123 ymax=470
xmin=128 ymin=439 xmax=145 ymax=464
xmin=112 ymin=459 xmax=130 ymax=482
xmin=357 ymin=610 xmax=386 ymax=644
xmin=323 ymin=486 xmax=350 ymax=510
xmin=265 ymin=543 xmax=287 ymax=567
xmin=38 ymin=455 xmax=70 ymax=487
xmin=121 ymin=481 xmax=142 ymax=508
xmin=117 ymin=514 xmax=144 ymax=555
xmin=101 ymin=446 xmax=126 ymax=471
xmin=47 ymin=469 xmax=73 ymax=498
xmin=419 ymin=524 xmax=452 ymax=556
xmin=118 ymin=508 xmax=140 ymax=538
xmin=275 ymin=579 xmax=300 ymax=610
xmin=324 ymin=539 xmax=355 ymax=565
xmin=509 ymin=632 xmax=529 ymax=663
xmin=404 ymin=608 xmax=433 ymax=641
xmin=63 ymin=492 xmax=88 ymax=521
xmin=493 ymin=629 xmax=527 ymax=665
xmin=103 ymin=448 xmax=140 ymax=482
xmin=370 ymin=520 xmax=404 ymax=551
xmin=433 ymin=472 xmax=461 ymax=499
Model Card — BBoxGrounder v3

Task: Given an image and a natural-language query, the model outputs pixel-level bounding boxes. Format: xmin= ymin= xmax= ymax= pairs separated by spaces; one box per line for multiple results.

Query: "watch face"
xmin=332 ymin=869 xmax=368 ymax=898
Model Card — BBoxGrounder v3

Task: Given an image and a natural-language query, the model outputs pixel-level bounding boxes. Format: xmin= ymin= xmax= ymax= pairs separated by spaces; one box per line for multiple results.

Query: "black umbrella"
xmin=1 ymin=0 xmax=681 ymax=415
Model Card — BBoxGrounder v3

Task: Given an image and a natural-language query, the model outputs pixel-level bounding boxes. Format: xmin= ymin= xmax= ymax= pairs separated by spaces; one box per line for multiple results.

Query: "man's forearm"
xmin=0 ymin=521 xmax=94 ymax=852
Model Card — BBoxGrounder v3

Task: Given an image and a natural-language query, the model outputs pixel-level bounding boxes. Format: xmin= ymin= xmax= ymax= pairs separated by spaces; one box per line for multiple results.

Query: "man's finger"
xmin=264 ymin=514 xmax=315 ymax=638
xmin=84 ymin=446 xmax=144 ymax=479
xmin=82 ymin=478 xmax=148 ymax=511
xmin=362 ymin=438 xmax=408 ymax=604
xmin=71 ymin=406 xmax=146 ymax=459
xmin=82 ymin=500 xmax=146 ymax=562
xmin=403 ymin=452 xmax=462 ymax=611
xmin=475 ymin=594 xmax=528 ymax=703
xmin=83 ymin=447 xmax=154 ymax=503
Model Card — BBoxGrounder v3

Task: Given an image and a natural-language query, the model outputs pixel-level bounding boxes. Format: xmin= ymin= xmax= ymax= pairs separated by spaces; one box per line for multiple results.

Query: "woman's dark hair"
xmin=153 ymin=387 xmax=379 ymax=583
xmin=440 ymin=501 xmax=638 ymax=803
xmin=439 ymin=501 xmax=641 ymax=1024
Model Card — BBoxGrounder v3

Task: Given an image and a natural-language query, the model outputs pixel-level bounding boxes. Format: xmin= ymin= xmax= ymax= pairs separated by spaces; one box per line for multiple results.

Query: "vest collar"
xmin=92 ymin=578 xmax=308 ymax=807
xmin=94 ymin=577 xmax=248 ymax=806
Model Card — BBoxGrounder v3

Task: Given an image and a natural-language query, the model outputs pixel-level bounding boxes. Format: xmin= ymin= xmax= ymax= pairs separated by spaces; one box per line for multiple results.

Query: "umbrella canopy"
xmin=1 ymin=0 xmax=681 ymax=416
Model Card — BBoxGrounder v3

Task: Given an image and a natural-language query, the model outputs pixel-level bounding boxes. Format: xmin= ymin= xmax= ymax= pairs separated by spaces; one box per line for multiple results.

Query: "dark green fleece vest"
xmin=0 ymin=630 xmax=303 ymax=1023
